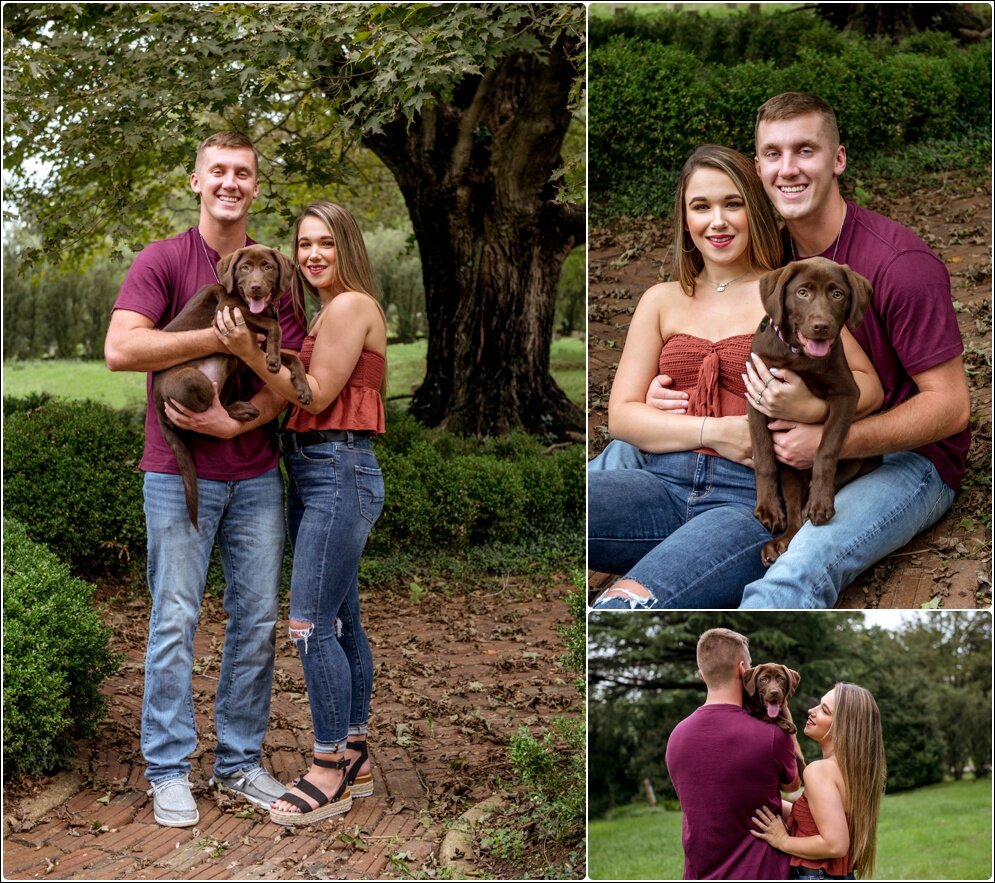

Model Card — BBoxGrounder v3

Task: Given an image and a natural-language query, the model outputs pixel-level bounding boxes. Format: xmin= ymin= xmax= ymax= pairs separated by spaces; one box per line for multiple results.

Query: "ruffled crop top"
xmin=787 ymin=792 xmax=853 ymax=876
xmin=285 ymin=334 xmax=386 ymax=435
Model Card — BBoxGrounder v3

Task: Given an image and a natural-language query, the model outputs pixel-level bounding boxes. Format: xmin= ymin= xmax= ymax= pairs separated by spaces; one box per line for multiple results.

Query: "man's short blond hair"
xmin=195 ymin=131 xmax=258 ymax=175
xmin=755 ymin=91 xmax=841 ymax=151
xmin=696 ymin=628 xmax=751 ymax=687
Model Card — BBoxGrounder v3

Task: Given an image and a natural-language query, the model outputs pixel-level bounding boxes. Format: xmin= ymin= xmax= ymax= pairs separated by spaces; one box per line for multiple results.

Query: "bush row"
xmin=590 ymin=15 xmax=992 ymax=214
xmin=3 ymin=518 xmax=120 ymax=777
xmin=3 ymin=398 xmax=584 ymax=579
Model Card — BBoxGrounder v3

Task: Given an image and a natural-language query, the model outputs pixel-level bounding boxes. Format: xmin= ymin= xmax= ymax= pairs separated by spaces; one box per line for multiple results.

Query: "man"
xmin=666 ymin=628 xmax=800 ymax=880
xmin=590 ymin=92 xmax=970 ymax=609
xmin=739 ymin=92 xmax=970 ymax=607
xmin=105 ymin=132 xmax=306 ymax=827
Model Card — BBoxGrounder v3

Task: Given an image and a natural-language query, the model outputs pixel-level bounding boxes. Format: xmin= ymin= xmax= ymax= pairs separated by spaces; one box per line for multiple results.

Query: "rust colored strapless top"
xmin=658 ymin=333 xmax=752 ymax=457
xmin=787 ymin=793 xmax=854 ymax=876
xmin=285 ymin=335 xmax=386 ymax=434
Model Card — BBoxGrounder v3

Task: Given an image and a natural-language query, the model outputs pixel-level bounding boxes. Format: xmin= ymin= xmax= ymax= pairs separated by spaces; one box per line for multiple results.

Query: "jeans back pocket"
xmin=355 ymin=464 xmax=385 ymax=525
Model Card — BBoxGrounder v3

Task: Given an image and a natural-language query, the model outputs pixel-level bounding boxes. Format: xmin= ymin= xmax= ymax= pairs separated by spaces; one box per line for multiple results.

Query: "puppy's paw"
xmin=761 ymin=537 xmax=789 ymax=567
xmin=804 ymin=496 xmax=835 ymax=525
xmin=296 ymin=386 xmax=312 ymax=406
xmin=266 ymin=356 xmax=281 ymax=374
xmin=755 ymin=500 xmax=786 ymax=535
xmin=226 ymin=402 xmax=260 ymax=422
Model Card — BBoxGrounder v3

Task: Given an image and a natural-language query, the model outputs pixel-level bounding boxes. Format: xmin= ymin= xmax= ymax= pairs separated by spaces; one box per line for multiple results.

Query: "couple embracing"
xmin=666 ymin=628 xmax=885 ymax=880
xmin=106 ymin=131 xmax=385 ymax=826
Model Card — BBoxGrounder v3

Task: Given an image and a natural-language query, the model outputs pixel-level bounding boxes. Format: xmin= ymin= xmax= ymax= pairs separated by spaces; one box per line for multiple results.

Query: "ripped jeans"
xmin=285 ymin=435 xmax=384 ymax=754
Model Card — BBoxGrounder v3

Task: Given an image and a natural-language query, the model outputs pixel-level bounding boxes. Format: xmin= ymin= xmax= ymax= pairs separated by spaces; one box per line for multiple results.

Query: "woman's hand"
xmin=743 ymin=353 xmax=828 ymax=424
xmin=214 ymin=305 xmax=262 ymax=361
xmin=705 ymin=414 xmax=754 ymax=468
xmin=750 ymin=805 xmax=790 ymax=850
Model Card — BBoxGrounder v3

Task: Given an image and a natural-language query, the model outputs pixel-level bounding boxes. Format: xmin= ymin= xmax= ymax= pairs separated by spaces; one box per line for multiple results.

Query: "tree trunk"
xmin=361 ymin=37 xmax=585 ymax=439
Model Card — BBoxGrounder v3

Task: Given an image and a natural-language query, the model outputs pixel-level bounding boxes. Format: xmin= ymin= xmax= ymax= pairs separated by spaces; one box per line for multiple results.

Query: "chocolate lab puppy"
xmin=749 ymin=257 xmax=880 ymax=565
xmin=152 ymin=244 xmax=310 ymax=528
xmin=743 ymin=662 xmax=806 ymax=774
xmin=742 ymin=663 xmax=801 ymax=735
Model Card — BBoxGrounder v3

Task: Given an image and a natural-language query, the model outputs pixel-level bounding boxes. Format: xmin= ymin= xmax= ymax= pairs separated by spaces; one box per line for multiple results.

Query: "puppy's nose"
xmin=809 ymin=318 xmax=831 ymax=336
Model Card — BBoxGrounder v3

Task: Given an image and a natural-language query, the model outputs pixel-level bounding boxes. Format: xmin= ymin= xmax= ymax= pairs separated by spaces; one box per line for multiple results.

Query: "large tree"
xmin=3 ymin=2 xmax=586 ymax=438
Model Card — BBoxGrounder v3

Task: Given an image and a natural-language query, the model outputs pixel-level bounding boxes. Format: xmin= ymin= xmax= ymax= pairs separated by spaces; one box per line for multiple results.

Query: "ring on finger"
xmin=764 ymin=375 xmax=775 ymax=388
xmin=755 ymin=391 xmax=763 ymax=405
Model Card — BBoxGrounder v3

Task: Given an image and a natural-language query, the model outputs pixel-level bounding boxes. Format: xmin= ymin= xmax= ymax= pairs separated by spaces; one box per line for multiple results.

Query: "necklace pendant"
xmin=715 ymin=282 xmax=728 ymax=293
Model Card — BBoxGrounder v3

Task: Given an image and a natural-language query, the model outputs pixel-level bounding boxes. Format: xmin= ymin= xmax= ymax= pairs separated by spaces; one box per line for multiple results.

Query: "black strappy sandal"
xmin=345 ymin=740 xmax=374 ymax=798
xmin=269 ymin=756 xmax=352 ymax=826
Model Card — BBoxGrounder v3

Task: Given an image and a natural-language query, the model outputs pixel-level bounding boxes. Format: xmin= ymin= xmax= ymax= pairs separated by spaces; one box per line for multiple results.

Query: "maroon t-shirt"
xmin=665 ymin=704 xmax=797 ymax=880
xmin=113 ymin=227 xmax=306 ymax=480
xmin=794 ymin=201 xmax=969 ymax=490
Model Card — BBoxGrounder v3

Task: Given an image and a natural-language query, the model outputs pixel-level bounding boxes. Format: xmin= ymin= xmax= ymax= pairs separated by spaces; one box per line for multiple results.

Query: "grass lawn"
xmin=588 ymin=778 xmax=992 ymax=880
xmin=3 ymin=336 xmax=585 ymax=411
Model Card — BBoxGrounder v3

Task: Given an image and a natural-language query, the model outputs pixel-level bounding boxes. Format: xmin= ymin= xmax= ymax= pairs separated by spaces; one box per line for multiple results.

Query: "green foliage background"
xmin=589 ymin=8 xmax=992 ymax=219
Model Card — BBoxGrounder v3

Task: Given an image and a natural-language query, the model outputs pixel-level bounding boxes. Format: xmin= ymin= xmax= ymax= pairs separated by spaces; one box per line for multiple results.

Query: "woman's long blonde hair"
xmin=672 ymin=144 xmax=783 ymax=297
xmin=831 ymin=682 xmax=887 ymax=878
xmin=290 ymin=201 xmax=388 ymax=397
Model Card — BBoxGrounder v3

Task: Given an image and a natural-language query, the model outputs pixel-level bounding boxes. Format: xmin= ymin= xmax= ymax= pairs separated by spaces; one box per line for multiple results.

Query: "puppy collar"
xmin=760 ymin=315 xmax=802 ymax=355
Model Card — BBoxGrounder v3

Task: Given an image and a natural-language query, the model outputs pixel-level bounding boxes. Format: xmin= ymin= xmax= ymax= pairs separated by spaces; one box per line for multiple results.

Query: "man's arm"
xmin=104 ymin=309 xmax=220 ymax=373
xmin=163 ymin=377 xmax=290 ymax=439
xmin=769 ymin=355 xmax=970 ymax=469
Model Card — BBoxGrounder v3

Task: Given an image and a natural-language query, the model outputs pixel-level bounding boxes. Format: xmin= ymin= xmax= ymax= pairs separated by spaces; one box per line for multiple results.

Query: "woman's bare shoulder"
xmin=802 ymin=758 xmax=843 ymax=786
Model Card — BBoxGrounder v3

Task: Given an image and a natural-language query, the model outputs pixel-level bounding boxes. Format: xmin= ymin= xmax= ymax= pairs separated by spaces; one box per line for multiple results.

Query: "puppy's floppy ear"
xmin=217 ymin=247 xmax=248 ymax=294
xmin=742 ymin=667 xmax=758 ymax=697
xmin=841 ymin=264 xmax=873 ymax=330
xmin=273 ymin=249 xmax=295 ymax=296
xmin=759 ymin=263 xmax=798 ymax=328
xmin=785 ymin=667 xmax=801 ymax=696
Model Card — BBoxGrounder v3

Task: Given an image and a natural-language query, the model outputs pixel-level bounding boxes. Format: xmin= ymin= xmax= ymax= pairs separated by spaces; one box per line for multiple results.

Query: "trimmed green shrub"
xmin=590 ymin=8 xmax=992 ymax=218
xmin=2 ymin=396 xmax=582 ymax=583
xmin=3 ymin=397 xmax=146 ymax=576
xmin=370 ymin=433 xmax=583 ymax=556
xmin=3 ymin=518 xmax=120 ymax=778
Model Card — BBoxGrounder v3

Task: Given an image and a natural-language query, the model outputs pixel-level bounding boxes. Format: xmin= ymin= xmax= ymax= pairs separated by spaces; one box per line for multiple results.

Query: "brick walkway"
xmin=3 ymin=582 xmax=580 ymax=879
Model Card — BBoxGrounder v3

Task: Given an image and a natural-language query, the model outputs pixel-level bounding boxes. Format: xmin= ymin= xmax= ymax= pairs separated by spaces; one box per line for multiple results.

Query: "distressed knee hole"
xmin=600 ymin=580 xmax=653 ymax=609
xmin=289 ymin=620 xmax=315 ymax=653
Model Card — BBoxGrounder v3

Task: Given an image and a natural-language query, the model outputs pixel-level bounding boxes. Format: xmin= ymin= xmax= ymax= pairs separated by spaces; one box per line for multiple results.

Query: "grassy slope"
xmin=588 ymin=778 xmax=992 ymax=881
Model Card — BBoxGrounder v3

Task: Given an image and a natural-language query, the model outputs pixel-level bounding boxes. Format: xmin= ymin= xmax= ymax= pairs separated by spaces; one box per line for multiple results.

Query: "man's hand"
xmin=165 ymin=382 xmax=239 ymax=439
xmin=645 ymin=374 xmax=689 ymax=413
xmin=768 ymin=419 xmax=824 ymax=470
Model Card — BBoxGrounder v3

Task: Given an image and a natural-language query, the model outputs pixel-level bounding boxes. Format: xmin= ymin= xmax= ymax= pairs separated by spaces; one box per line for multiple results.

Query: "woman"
xmin=216 ymin=201 xmax=387 ymax=825
xmin=588 ymin=144 xmax=883 ymax=608
xmin=751 ymin=683 xmax=887 ymax=880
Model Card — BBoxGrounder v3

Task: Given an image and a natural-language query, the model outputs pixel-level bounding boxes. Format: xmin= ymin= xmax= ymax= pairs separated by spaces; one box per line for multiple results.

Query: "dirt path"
xmin=3 ymin=579 xmax=581 ymax=880
xmin=588 ymin=169 xmax=992 ymax=609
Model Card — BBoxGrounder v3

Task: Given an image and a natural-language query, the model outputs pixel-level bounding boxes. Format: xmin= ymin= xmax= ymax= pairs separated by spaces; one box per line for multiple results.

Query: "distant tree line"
xmin=588 ymin=612 xmax=993 ymax=818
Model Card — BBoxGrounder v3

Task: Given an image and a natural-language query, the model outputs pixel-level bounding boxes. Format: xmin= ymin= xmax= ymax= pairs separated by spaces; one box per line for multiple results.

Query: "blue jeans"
xmin=589 ymin=452 xmax=773 ymax=608
xmin=285 ymin=435 xmax=384 ymax=753
xmin=589 ymin=439 xmax=650 ymax=471
xmin=142 ymin=469 xmax=284 ymax=784
xmin=739 ymin=451 xmax=955 ymax=608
